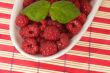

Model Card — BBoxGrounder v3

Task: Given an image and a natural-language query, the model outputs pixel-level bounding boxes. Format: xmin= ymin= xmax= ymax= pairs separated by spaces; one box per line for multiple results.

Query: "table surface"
xmin=0 ymin=0 xmax=110 ymax=73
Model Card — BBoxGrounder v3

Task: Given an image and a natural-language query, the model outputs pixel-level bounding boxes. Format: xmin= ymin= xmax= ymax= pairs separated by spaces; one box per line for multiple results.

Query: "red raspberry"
xmin=20 ymin=24 xmax=40 ymax=38
xmin=42 ymin=26 xmax=60 ymax=40
xmin=47 ymin=19 xmax=66 ymax=32
xmin=74 ymin=0 xmax=80 ymax=8
xmin=77 ymin=13 xmax=87 ymax=24
xmin=57 ymin=33 xmax=70 ymax=50
xmin=22 ymin=38 xmax=39 ymax=55
xmin=23 ymin=0 xmax=35 ymax=7
xmin=47 ymin=18 xmax=69 ymax=33
xmin=80 ymin=0 xmax=91 ymax=15
xmin=47 ymin=19 xmax=61 ymax=27
xmin=47 ymin=19 xmax=60 ymax=26
xmin=32 ymin=22 xmax=40 ymax=26
xmin=32 ymin=22 xmax=42 ymax=30
xmin=36 ymin=36 xmax=46 ymax=45
xmin=67 ymin=20 xmax=82 ymax=35
xmin=16 ymin=15 xmax=29 ymax=28
xmin=67 ymin=32 xmax=73 ymax=39
xmin=40 ymin=20 xmax=47 ymax=31
xmin=40 ymin=41 xmax=57 ymax=56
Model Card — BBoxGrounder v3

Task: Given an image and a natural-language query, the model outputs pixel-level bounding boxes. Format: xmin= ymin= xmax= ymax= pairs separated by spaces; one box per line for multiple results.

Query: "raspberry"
xmin=48 ymin=18 xmax=69 ymax=33
xmin=67 ymin=32 xmax=73 ymax=39
xmin=20 ymin=24 xmax=40 ymax=38
xmin=36 ymin=36 xmax=46 ymax=45
xmin=23 ymin=0 xmax=35 ymax=7
xmin=32 ymin=22 xmax=40 ymax=26
xmin=47 ymin=19 xmax=60 ymax=26
xmin=74 ymin=0 xmax=80 ymax=8
xmin=67 ymin=20 xmax=82 ymax=35
xmin=47 ymin=19 xmax=66 ymax=32
xmin=40 ymin=41 xmax=57 ymax=56
xmin=16 ymin=15 xmax=29 ymax=28
xmin=77 ymin=13 xmax=87 ymax=24
xmin=42 ymin=26 xmax=60 ymax=40
xmin=80 ymin=0 xmax=91 ymax=15
xmin=40 ymin=20 xmax=47 ymax=31
xmin=57 ymin=33 xmax=70 ymax=50
xmin=22 ymin=38 xmax=39 ymax=55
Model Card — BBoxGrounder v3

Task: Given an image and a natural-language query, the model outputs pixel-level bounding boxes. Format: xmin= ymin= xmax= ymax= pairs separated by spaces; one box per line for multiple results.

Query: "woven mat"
xmin=0 ymin=0 xmax=110 ymax=73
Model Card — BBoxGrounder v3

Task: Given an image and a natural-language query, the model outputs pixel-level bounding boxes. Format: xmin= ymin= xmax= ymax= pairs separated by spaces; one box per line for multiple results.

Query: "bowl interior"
xmin=10 ymin=0 xmax=102 ymax=60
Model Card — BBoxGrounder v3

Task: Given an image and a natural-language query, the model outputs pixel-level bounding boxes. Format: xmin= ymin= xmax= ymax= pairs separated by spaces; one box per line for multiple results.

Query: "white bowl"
xmin=10 ymin=0 xmax=102 ymax=60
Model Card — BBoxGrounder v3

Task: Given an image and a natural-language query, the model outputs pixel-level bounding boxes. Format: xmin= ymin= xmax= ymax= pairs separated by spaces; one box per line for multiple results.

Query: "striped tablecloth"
xmin=0 ymin=0 xmax=110 ymax=73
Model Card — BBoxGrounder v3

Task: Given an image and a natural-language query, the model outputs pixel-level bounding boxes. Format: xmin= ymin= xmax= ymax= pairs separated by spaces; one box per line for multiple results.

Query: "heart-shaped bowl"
xmin=10 ymin=0 xmax=102 ymax=60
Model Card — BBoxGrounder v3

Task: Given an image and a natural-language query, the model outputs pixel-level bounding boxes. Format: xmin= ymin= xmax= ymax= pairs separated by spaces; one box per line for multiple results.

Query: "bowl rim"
xmin=10 ymin=0 xmax=102 ymax=60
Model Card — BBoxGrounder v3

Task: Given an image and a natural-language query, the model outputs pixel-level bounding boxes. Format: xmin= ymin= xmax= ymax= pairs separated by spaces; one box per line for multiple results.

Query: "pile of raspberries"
xmin=15 ymin=0 xmax=91 ymax=56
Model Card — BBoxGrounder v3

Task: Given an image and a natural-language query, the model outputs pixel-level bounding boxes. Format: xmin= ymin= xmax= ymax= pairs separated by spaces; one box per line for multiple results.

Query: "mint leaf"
xmin=50 ymin=1 xmax=80 ymax=24
xmin=22 ymin=1 xmax=50 ymax=22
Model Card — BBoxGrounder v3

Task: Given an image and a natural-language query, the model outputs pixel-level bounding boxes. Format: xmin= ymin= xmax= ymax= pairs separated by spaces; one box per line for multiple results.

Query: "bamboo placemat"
xmin=0 ymin=0 xmax=110 ymax=73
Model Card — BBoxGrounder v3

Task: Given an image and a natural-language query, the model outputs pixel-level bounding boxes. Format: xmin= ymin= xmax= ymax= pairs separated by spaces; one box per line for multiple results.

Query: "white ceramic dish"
xmin=10 ymin=0 xmax=102 ymax=60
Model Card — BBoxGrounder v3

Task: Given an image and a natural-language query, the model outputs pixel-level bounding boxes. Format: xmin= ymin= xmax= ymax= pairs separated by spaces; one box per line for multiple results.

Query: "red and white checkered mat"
xmin=0 ymin=0 xmax=110 ymax=73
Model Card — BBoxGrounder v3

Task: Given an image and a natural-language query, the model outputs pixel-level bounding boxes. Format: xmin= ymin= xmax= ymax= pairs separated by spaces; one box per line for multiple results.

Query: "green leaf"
xmin=22 ymin=1 xmax=50 ymax=22
xmin=50 ymin=1 xmax=80 ymax=24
